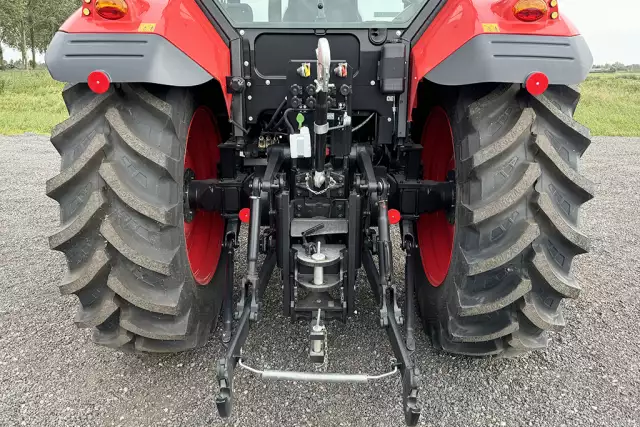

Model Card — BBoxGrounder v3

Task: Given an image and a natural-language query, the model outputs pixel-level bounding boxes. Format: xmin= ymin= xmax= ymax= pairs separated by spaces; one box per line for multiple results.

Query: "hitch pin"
xmin=312 ymin=309 xmax=323 ymax=354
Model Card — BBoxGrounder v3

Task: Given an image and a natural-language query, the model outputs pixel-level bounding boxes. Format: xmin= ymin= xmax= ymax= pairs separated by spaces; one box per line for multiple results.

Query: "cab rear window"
xmin=214 ymin=0 xmax=430 ymax=27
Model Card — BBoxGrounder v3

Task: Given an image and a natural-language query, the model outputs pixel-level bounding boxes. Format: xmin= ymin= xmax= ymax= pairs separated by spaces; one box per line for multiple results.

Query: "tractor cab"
xmin=217 ymin=0 xmax=426 ymax=26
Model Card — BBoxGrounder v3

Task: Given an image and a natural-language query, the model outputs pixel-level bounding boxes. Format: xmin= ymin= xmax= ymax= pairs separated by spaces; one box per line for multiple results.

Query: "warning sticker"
xmin=138 ymin=23 xmax=157 ymax=32
xmin=482 ymin=23 xmax=500 ymax=33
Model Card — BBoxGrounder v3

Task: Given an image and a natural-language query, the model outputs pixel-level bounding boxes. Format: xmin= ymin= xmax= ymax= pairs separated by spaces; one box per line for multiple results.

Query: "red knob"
xmin=239 ymin=208 xmax=251 ymax=224
xmin=388 ymin=209 xmax=401 ymax=225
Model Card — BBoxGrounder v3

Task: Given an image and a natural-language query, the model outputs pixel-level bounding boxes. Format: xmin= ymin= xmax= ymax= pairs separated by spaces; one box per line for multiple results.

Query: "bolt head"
xmin=312 ymin=253 xmax=326 ymax=261
xmin=247 ymin=95 xmax=252 ymax=100
xmin=266 ymin=80 xmax=271 ymax=86
xmin=240 ymin=30 xmax=245 ymax=36
xmin=370 ymin=80 xmax=376 ymax=86
xmin=244 ymin=60 xmax=249 ymax=67
xmin=388 ymin=117 xmax=392 ymax=122
xmin=248 ymin=116 xmax=254 ymax=121
xmin=396 ymin=30 xmax=402 ymax=37
xmin=247 ymin=81 xmax=252 ymax=87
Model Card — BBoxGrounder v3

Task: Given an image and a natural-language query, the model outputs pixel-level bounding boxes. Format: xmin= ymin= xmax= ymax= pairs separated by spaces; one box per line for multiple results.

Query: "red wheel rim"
xmin=417 ymin=107 xmax=455 ymax=287
xmin=184 ymin=107 xmax=224 ymax=285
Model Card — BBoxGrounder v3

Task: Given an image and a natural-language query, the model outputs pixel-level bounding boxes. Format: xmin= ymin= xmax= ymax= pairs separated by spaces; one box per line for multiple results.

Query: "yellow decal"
xmin=482 ymin=23 xmax=500 ymax=33
xmin=138 ymin=23 xmax=157 ymax=32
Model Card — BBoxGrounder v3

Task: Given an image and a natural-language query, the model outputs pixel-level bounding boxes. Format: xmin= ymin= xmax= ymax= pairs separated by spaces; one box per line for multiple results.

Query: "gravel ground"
xmin=0 ymin=134 xmax=639 ymax=427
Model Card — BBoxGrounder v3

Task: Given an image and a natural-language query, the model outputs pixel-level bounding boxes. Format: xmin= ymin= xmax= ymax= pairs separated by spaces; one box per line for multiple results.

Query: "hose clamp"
xmin=314 ymin=122 xmax=329 ymax=135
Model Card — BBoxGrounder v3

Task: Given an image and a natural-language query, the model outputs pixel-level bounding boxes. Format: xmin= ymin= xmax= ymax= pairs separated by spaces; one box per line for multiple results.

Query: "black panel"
xmin=380 ymin=43 xmax=407 ymax=94
xmin=254 ymin=34 xmax=360 ymax=77
xmin=243 ymin=28 xmax=395 ymax=138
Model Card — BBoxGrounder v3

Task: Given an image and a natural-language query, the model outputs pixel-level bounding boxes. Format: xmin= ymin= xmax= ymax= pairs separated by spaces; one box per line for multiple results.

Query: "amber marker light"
xmin=95 ymin=0 xmax=129 ymax=20
xmin=513 ymin=0 xmax=549 ymax=22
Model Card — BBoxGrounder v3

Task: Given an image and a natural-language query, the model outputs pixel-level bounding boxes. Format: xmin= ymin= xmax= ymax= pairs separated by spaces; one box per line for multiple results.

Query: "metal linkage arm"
xmin=386 ymin=307 xmax=421 ymax=427
xmin=215 ymin=249 xmax=277 ymax=419
xmin=216 ymin=143 xmax=285 ymax=420
xmin=357 ymin=148 xmax=422 ymax=426
xmin=216 ymin=302 xmax=251 ymax=418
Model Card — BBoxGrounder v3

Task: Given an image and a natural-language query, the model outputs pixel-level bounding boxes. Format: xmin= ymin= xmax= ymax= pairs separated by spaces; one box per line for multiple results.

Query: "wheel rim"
xmin=417 ymin=107 xmax=455 ymax=287
xmin=184 ymin=107 xmax=224 ymax=285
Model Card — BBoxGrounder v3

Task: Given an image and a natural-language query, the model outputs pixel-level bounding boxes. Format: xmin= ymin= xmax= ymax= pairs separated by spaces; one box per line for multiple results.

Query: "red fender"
xmin=61 ymin=0 xmax=231 ymax=113
xmin=409 ymin=0 xmax=581 ymax=119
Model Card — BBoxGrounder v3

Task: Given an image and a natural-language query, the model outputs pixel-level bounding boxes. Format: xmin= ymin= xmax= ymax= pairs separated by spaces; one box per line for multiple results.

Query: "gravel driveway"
xmin=0 ymin=134 xmax=638 ymax=427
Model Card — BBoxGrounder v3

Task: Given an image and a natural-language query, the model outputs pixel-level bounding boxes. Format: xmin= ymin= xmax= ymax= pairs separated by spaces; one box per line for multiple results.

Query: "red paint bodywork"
xmin=408 ymin=0 xmax=580 ymax=117
xmin=61 ymin=0 xmax=231 ymax=112
xmin=61 ymin=0 xmax=581 ymax=120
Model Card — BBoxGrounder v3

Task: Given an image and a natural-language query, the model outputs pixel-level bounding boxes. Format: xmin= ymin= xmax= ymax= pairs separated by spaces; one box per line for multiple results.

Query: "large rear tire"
xmin=47 ymin=84 xmax=227 ymax=353
xmin=414 ymin=84 xmax=593 ymax=356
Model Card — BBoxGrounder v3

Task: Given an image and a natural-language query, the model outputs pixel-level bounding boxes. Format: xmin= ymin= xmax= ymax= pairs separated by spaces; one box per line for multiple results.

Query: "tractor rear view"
xmin=45 ymin=0 xmax=593 ymax=424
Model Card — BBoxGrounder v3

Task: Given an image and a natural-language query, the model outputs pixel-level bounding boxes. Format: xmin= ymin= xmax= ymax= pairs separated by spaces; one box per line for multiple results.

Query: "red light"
xmin=239 ymin=208 xmax=251 ymax=224
xmin=525 ymin=72 xmax=549 ymax=96
xmin=95 ymin=0 xmax=129 ymax=20
xmin=513 ymin=0 xmax=548 ymax=22
xmin=388 ymin=209 xmax=401 ymax=225
xmin=87 ymin=71 xmax=111 ymax=94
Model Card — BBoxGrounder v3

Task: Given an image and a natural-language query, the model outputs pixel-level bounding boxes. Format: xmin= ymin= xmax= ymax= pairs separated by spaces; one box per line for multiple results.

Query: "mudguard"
xmin=45 ymin=0 xmax=231 ymax=111
xmin=409 ymin=0 xmax=593 ymax=113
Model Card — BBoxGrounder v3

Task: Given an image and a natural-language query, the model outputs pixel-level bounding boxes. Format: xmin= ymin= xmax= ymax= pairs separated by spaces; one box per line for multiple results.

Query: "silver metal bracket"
xmin=314 ymin=122 xmax=329 ymax=135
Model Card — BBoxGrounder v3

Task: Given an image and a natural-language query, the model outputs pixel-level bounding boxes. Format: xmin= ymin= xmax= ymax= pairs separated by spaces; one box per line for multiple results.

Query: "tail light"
xmin=95 ymin=0 xmax=129 ymax=20
xmin=87 ymin=71 xmax=111 ymax=94
xmin=525 ymin=72 xmax=549 ymax=96
xmin=513 ymin=0 xmax=548 ymax=22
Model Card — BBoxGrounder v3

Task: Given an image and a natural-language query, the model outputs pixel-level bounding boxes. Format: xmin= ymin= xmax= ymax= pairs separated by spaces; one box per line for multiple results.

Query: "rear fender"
xmin=45 ymin=0 xmax=231 ymax=112
xmin=409 ymin=0 xmax=593 ymax=115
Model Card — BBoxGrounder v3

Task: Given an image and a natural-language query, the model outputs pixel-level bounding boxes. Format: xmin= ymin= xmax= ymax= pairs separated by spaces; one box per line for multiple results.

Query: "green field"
xmin=0 ymin=69 xmax=67 ymax=135
xmin=0 ymin=69 xmax=638 ymax=136
xmin=574 ymin=72 xmax=640 ymax=137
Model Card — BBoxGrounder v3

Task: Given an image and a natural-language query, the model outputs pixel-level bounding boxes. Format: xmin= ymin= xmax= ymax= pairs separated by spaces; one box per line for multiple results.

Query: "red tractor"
xmin=45 ymin=0 xmax=593 ymax=424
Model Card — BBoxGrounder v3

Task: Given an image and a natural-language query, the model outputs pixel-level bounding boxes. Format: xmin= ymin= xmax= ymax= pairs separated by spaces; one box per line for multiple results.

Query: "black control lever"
xmin=301 ymin=224 xmax=325 ymax=255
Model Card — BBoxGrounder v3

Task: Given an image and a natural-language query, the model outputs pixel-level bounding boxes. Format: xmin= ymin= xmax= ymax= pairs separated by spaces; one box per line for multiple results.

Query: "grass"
xmin=0 ymin=69 xmax=639 ymax=136
xmin=575 ymin=72 xmax=640 ymax=137
xmin=0 ymin=69 xmax=66 ymax=135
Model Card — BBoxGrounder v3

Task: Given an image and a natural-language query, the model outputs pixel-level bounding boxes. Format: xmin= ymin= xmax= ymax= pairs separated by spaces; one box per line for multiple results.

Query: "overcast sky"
xmin=2 ymin=0 xmax=639 ymax=65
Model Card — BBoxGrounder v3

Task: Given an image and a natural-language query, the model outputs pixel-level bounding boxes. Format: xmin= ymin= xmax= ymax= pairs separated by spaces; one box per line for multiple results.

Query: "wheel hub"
xmin=183 ymin=107 xmax=224 ymax=285
xmin=417 ymin=107 xmax=456 ymax=287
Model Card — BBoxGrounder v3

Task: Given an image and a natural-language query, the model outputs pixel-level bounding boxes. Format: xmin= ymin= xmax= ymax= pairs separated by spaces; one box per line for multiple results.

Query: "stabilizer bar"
xmin=238 ymin=360 xmax=399 ymax=383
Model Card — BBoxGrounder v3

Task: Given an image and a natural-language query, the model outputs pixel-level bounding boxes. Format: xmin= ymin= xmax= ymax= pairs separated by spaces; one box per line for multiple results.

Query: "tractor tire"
xmin=47 ymin=83 xmax=227 ymax=353
xmin=414 ymin=83 xmax=593 ymax=356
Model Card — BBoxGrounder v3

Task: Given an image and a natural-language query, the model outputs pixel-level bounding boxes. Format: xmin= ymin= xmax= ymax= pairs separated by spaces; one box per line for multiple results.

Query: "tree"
xmin=0 ymin=0 xmax=78 ymax=69
xmin=0 ymin=0 xmax=29 ymax=69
